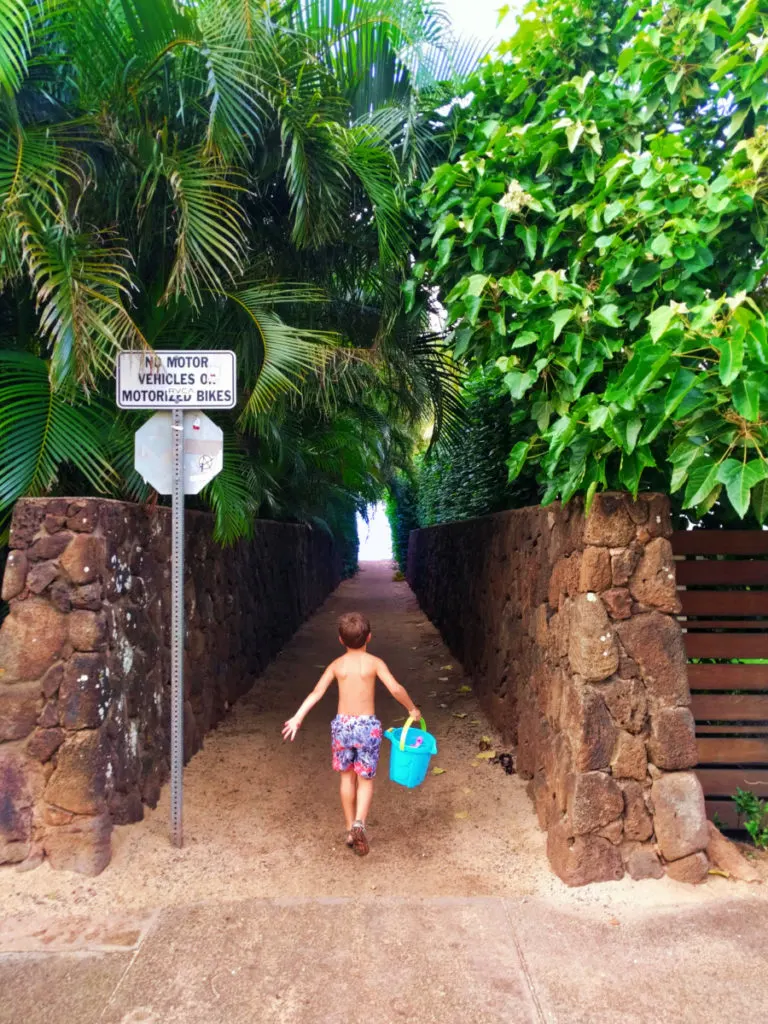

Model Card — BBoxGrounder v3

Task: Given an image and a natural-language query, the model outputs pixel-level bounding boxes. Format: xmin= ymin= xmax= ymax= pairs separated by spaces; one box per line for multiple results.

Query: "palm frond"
xmin=0 ymin=351 xmax=118 ymax=526
xmin=0 ymin=0 xmax=30 ymax=98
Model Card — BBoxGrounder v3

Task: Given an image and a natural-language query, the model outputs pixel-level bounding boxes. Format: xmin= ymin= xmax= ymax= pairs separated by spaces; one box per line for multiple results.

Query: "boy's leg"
xmin=355 ymin=778 xmax=374 ymax=825
xmin=339 ymin=769 xmax=357 ymax=831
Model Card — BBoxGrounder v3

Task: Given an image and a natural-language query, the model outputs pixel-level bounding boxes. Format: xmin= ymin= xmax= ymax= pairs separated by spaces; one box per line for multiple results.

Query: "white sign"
xmin=134 ymin=411 xmax=224 ymax=495
xmin=117 ymin=350 xmax=236 ymax=409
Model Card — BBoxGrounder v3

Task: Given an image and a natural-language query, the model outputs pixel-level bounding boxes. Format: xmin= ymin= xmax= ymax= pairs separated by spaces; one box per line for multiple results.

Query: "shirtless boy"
xmin=282 ymin=611 xmax=421 ymax=856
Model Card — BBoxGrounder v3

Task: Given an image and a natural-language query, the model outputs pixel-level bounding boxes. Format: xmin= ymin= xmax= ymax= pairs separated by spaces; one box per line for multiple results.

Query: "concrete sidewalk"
xmin=1 ymin=895 xmax=765 ymax=1024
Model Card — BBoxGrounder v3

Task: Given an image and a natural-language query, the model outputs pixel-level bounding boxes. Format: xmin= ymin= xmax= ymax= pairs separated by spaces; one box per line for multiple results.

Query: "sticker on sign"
xmin=117 ymin=350 xmax=236 ymax=409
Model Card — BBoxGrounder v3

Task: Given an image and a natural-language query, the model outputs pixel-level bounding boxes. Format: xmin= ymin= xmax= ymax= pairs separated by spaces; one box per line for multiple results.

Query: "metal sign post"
xmin=118 ymin=351 xmax=235 ymax=849
xmin=170 ymin=408 xmax=185 ymax=848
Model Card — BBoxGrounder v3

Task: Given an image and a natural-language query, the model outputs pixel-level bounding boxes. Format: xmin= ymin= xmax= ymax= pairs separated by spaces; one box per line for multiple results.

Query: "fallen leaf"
xmin=608 ymin=918 xmax=620 ymax=927
xmin=457 ymin=685 xmax=472 ymax=694
xmin=438 ymin=676 xmax=449 ymax=682
xmin=708 ymin=868 xmax=730 ymax=878
xmin=428 ymin=691 xmax=437 ymax=698
xmin=454 ymin=811 xmax=469 ymax=820
xmin=471 ymin=762 xmax=481 ymax=768
xmin=438 ymin=703 xmax=448 ymax=709
xmin=470 ymin=719 xmax=481 ymax=725
xmin=475 ymin=750 xmax=496 ymax=760
xmin=431 ymin=767 xmax=446 ymax=775
xmin=452 ymin=712 xmax=467 ymax=719
xmin=441 ymin=664 xmax=454 ymax=671
xmin=479 ymin=735 xmax=493 ymax=750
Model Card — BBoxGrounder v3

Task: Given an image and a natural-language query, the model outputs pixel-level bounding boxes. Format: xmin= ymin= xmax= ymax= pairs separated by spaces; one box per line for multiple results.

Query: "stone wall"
xmin=408 ymin=493 xmax=710 ymax=886
xmin=0 ymin=498 xmax=341 ymax=875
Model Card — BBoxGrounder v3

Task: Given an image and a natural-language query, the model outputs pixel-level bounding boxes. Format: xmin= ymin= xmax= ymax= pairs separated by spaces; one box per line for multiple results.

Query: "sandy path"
xmin=1 ymin=562 xmax=763 ymax=921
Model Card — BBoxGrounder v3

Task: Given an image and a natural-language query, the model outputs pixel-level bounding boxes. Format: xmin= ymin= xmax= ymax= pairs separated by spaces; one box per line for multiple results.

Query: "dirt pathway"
xmin=0 ymin=562 xmax=762 ymax=920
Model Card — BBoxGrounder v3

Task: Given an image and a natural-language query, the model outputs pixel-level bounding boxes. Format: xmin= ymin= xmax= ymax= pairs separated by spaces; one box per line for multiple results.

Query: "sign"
xmin=134 ymin=412 xmax=224 ymax=495
xmin=117 ymin=350 xmax=236 ymax=409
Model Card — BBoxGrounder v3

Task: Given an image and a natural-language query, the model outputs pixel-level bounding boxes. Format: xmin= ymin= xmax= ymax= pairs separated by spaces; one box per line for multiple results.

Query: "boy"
xmin=282 ymin=611 xmax=421 ymax=857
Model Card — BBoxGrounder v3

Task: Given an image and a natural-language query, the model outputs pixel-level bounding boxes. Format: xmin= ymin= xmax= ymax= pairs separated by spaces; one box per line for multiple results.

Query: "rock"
xmin=628 ymin=538 xmax=681 ymax=613
xmin=601 ymin=587 xmax=633 ymax=620
xmin=43 ymin=514 xmax=67 ymax=534
xmin=27 ymin=727 xmax=66 ymax=762
xmin=611 ymin=731 xmax=647 ymax=781
xmin=642 ymin=494 xmax=673 ymax=538
xmin=579 ymin=547 xmax=612 ymax=593
xmin=600 ymin=676 xmax=648 ymax=734
xmin=622 ymin=781 xmax=654 ymax=842
xmin=614 ymin=614 xmax=690 ymax=708
xmin=0 ymin=598 xmax=68 ymax=683
xmin=568 ymin=594 xmax=619 ymax=681
xmin=41 ymin=662 xmax=64 ymax=700
xmin=59 ymin=534 xmax=106 ymax=585
xmin=705 ymin=822 xmax=762 ymax=883
xmin=108 ymin=789 xmax=144 ymax=826
xmin=71 ymin=583 xmax=103 ymax=611
xmin=561 ymin=677 xmax=617 ymax=771
xmin=666 ymin=851 xmax=709 ymax=884
xmin=530 ymin=772 xmax=555 ymax=830
xmin=623 ymin=841 xmax=664 ymax=880
xmin=0 ymin=748 xmax=44 ymax=853
xmin=27 ymin=532 xmax=72 ymax=562
xmin=59 ymin=653 xmax=109 ymax=729
xmin=44 ymin=729 xmax=109 ymax=815
xmin=648 ymin=707 xmax=698 ymax=770
xmin=547 ymin=818 xmax=625 ymax=886
xmin=0 ymin=839 xmax=31 ymax=864
xmin=584 ymin=494 xmax=637 ymax=547
xmin=49 ymin=579 xmax=73 ymax=613
xmin=8 ymin=502 xmax=45 ymax=549
xmin=548 ymin=555 xmax=581 ymax=610
xmin=66 ymin=500 xmax=100 ymax=533
xmin=69 ymin=610 xmax=108 ymax=652
xmin=596 ymin=818 xmax=623 ymax=844
xmin=1 ymin=551 xmax=28 ymax=601
xmin=610 ymin=545 xmax=642 ymax=587
xmin=26 ymin=561 xmax=60 ymax=594
xmin=566 ymin=771 xmax=624 ymax=834
xmin=0 ymin=682 xmax=42 ymax=741
xmin=652 ymin=772 xmax=709 ymax=862
xmin=38 ymin=700 xmax=59 ymax=728
xmin=43 ymin=813 xmax=111 ymax=875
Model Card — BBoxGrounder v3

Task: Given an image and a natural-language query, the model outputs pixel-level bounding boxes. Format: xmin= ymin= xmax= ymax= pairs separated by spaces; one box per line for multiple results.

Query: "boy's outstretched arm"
xmin=282 ymin=664 xmax=335 ymax=741
xmin=375 ymin=658 xmax=421 ymax=721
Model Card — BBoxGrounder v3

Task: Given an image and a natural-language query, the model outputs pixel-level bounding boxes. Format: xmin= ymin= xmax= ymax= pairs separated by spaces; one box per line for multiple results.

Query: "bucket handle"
xmin=399 ymin=715 xmax=427 ymax=752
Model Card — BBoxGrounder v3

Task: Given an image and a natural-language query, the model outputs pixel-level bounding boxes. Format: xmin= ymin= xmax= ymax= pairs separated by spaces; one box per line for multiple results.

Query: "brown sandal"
xmin=351 ymin=821 xmax=369 ymax=857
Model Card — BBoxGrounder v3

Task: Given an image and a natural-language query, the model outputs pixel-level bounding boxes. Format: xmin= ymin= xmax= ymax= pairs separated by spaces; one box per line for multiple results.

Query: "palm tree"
xmin=0 ymin=0 xmax=478 ymax=542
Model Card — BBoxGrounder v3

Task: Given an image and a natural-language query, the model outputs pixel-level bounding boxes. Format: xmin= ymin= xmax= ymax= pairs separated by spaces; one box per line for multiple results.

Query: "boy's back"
xmin=333 ymin=650 xmax=382 ymax=717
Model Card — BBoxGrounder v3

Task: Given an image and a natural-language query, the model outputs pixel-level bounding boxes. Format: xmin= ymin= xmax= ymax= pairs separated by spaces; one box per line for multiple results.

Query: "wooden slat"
xmin=692 ymin=694 xmax=768 ymax=720
xmin=688 ymin=664 xmax=768 ymax=691
xmin=680 ymin=619 xmax=768 ymax=630
xmin=675 ymin=561 xmax=768 ymax=585
xmin=697 ymin=725 xmax=768 ymax=735
xmin=684 ymin=634 xmax=768 ymax=658
xmin=704 ymin=800 xmax=746 ymax=830
xmin=679 ymin=591 xmax=768 ymax=616
xmin=672 ymin=530 xmax=768 ymax=555
xmin=696 ymin=767 xmax=768 ymax=797
xmin=697 ymin=736 xmax=768 ymax=763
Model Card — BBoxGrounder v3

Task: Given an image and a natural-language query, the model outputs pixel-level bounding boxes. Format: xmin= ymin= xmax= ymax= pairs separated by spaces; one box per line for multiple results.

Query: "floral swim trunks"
xmin=331 ymin=715 xmax=383 ymax=779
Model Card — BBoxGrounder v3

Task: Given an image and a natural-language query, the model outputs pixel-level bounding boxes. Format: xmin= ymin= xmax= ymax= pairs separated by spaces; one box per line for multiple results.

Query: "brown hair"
xmin=338 ymin=612 xmax=371 ymax=649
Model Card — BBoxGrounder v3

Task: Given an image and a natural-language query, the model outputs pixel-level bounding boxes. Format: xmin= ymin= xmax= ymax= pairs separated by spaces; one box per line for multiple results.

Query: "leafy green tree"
xmin=413 ymin=0 xmax=768 ymax=523
xmin=0 ymin=0 xmax=474 ymax=543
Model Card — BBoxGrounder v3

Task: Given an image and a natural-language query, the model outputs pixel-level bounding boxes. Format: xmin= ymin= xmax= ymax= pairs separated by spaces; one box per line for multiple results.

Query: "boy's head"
xmin=338 ymin=612 xmax=371 ymax=650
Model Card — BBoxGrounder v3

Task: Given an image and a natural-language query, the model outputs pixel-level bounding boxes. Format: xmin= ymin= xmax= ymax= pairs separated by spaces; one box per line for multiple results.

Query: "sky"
xmin=441 ymin=0 xmax=512 ymax=47
xmin=357 ymin=502 xmax=394 ymax=561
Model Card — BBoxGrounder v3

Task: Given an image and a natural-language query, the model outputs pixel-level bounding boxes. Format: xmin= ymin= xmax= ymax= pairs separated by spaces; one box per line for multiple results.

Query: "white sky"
xmin=441 ymin=0 xmax=514 ymax=46
xmin=357 ymin=502 xmax=394 ymax=561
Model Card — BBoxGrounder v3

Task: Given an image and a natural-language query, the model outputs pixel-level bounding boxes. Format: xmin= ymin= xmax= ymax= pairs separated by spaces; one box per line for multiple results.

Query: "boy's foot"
xmin=351 ymin=821 xmax=369 ymax=857
xmin=345 ymin=831 xmax=354 ymax=848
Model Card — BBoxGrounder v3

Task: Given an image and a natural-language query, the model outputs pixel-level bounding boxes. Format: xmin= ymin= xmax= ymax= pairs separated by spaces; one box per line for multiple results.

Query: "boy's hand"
xmin=282 ymin=717 xmax=301 ymax=742
xmin=409 ymin=707 xmax=422 ymax=722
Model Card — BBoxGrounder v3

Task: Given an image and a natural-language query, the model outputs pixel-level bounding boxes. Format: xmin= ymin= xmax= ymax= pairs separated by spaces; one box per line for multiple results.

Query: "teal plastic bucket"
xmin=385 ymin=717 xmax=437 ymax=789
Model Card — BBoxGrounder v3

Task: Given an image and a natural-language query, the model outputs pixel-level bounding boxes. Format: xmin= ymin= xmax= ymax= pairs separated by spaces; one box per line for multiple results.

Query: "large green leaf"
xmin=716 ymin=458 xmax=768 ymax=518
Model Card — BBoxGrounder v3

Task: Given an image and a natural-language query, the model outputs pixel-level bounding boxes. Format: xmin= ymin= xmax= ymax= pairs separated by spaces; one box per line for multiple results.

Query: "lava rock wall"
xmin=0 ymin=498 xmax=341 ymax=874
xmin=407 ymin=494 xmax=709 ymax=886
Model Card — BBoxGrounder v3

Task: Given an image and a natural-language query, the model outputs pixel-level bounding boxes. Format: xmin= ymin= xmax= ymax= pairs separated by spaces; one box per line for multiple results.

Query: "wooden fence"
xmin=672 ymin=530 xmax=768 ymax=829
